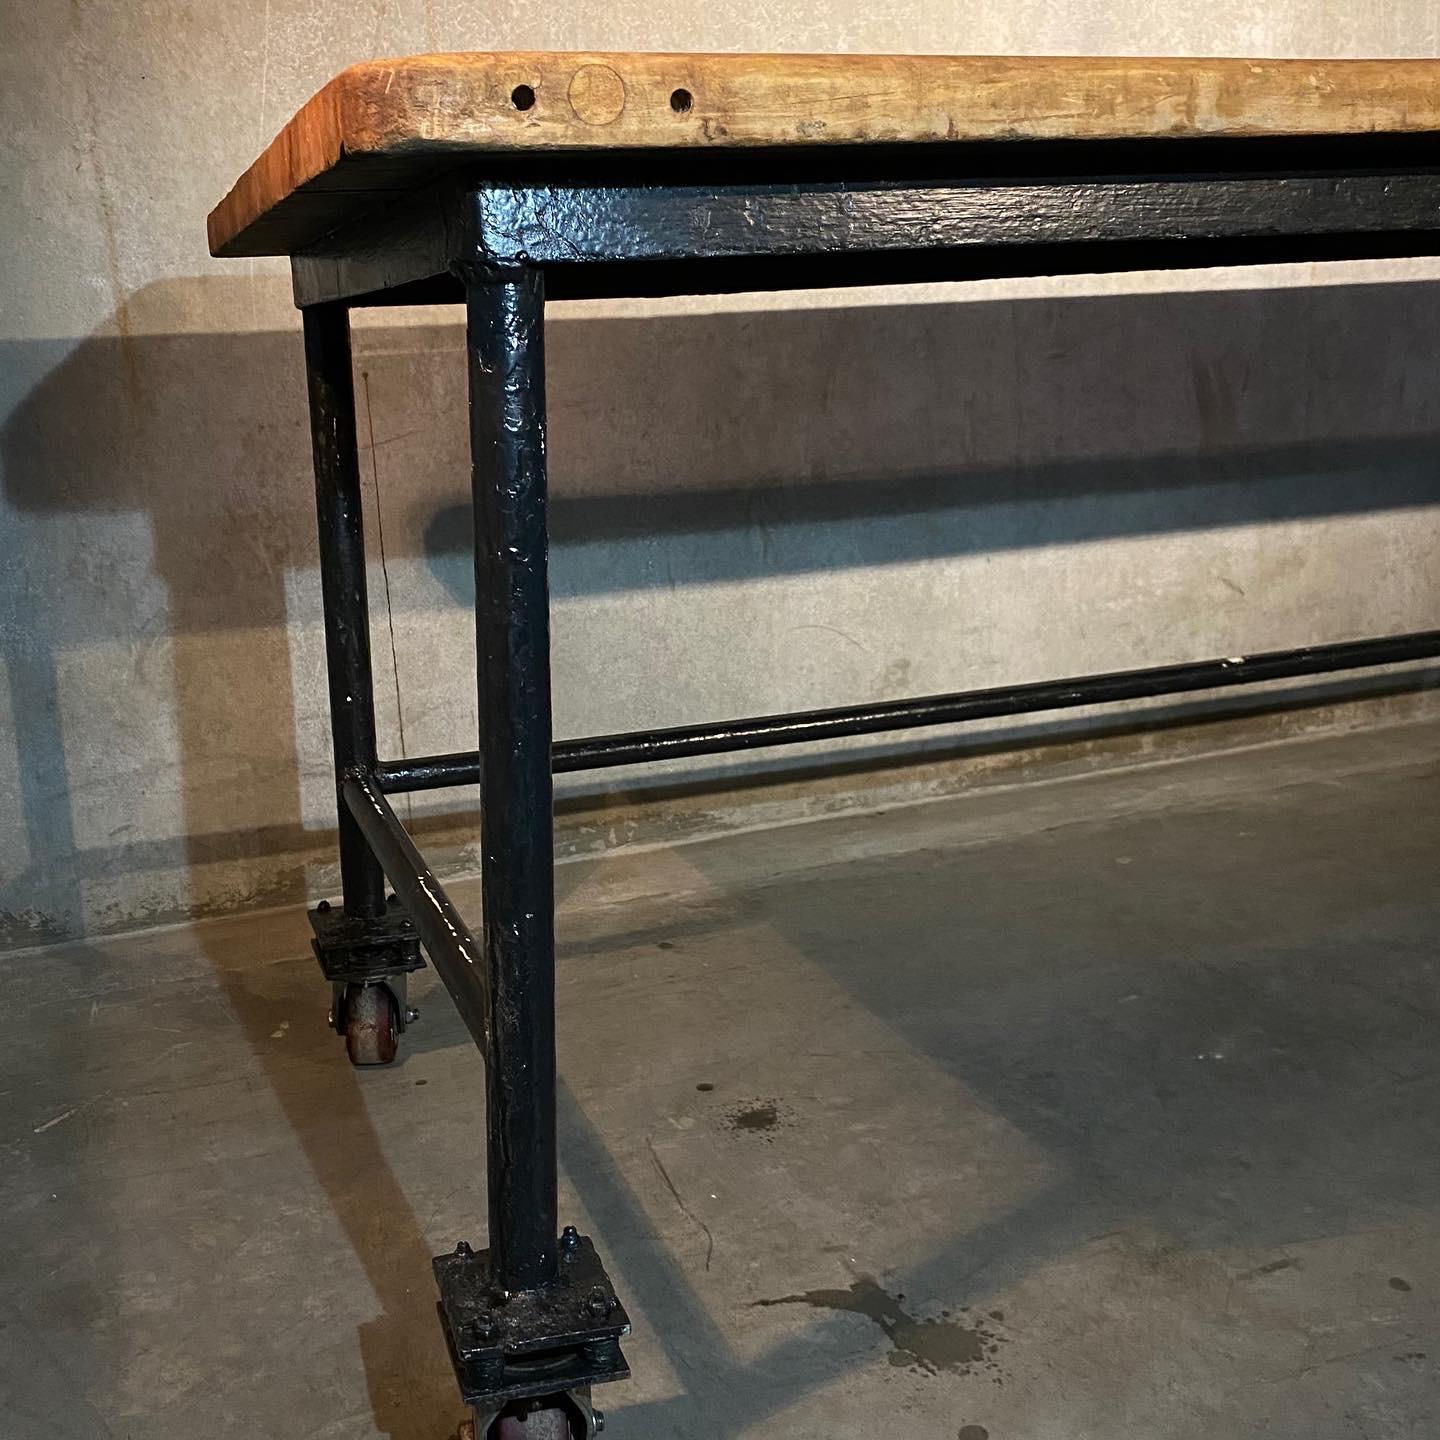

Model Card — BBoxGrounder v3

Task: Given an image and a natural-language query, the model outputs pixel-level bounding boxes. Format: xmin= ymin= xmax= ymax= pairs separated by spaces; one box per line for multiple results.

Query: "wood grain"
xmin=209 ymin=52 xmax=1440 ymax=257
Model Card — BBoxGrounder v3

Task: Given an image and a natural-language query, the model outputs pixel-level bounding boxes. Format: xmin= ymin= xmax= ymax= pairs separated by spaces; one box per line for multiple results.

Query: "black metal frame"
xmin=303 ymin=306 xmax=423 ymax=1039
xmin=295 ymin=141 xmax=1440 ymax=1431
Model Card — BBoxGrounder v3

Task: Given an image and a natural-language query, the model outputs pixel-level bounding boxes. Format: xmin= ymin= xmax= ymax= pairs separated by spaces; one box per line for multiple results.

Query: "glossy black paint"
xmin=262 ymin=129 xmax=1440 ymax=271
xmin=292 ymin=139 xmax=1440 ymax=306
xmin=464 ymin=263 xmax=560 ymax=1294
xmin=307 ymin=896 xmax=423 ymax=984
xmin=302 ymin=304 xmax=387 ymax=920
xmin=374 ymin=629 xmax=1440 ymax=792
xmin=341 ymin=776 xmax=489 ymax=1053
xmin=434 ymin=1232 xmax=630 ymax=1408
xmin=464 ymin=173 xmax=1440 ymax=271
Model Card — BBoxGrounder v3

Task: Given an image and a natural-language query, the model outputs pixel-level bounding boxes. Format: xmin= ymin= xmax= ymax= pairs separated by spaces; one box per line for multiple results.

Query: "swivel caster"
xmin=340 ymin=981 xmax=399 ymax=1066
xmin=310 ymin=897 xmax=424 ymax=1067
xmin=460 ymin=1391 xmax=601 ymax=1439
xmin=457 ymin=1412 xmax=592 ymax=1439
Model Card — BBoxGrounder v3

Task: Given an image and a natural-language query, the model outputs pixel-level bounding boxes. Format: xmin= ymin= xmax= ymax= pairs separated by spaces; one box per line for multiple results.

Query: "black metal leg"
xmin=425 ymin=261 xmax=627 ymax=1433
xmin=464 ymin=265 xmax=559 ymax=1293
xmin=292 ymin=275 xmax=626 ymax=1416
xmin=303 ymin=303 xmax=422 ymax=1065
xmin=304 ymin=302 xmax=387 ymax=919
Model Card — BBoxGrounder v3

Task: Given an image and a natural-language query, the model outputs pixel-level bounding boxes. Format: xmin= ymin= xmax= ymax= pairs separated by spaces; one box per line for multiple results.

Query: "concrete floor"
xmin=4 ymin=721 xmax=1440 ymax=1440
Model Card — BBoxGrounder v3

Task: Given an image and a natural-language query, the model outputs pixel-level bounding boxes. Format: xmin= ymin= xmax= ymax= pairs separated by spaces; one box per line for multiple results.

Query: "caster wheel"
xmin=491 ymin=1408 xmax=574 ymax=1440
xmin=468 ymin=1396 xmax=591 ymax=1439
xmin=342 ymin=982 xmax=398 ymax=1066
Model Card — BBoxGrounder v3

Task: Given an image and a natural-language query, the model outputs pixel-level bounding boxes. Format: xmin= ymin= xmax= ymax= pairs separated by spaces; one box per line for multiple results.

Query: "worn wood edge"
xmin=207 ymin=76 xmax=345 ymax=256
xmin=209 ymin=52 xmax=1440 ymax=257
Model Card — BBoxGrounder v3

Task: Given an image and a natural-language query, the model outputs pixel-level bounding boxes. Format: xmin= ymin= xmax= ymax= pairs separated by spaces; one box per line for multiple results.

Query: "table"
xmin=209 ymin=50 xmax=1440 ymax=1437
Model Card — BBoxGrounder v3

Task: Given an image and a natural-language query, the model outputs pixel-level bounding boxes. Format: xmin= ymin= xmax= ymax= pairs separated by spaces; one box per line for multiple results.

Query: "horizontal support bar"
xmin=342 ymin=775 xmax=490 ymax=1053
xmin=296 ymin=153 xmax=1440 ymax=306
xmin=467 ymin=174 xmax=1440 ymax=270
xmin=375 ymin=629 xmax=1440 ymax=794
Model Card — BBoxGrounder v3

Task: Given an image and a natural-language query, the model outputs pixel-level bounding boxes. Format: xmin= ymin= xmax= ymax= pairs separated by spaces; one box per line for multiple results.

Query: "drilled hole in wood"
xmin=670 ymin=88 xmax=693 ymax=114
xmin=511 ymin=84 xmax=536 ymax=111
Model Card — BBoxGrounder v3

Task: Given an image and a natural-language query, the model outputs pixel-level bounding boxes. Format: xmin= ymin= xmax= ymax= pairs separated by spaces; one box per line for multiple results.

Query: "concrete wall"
xmin=3 ymin=2 xmax=1440 ymax=947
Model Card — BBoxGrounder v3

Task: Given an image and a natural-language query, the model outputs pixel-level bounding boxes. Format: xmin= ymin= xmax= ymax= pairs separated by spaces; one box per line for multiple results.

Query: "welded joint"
xmin=449 ymin=217 xmax=539 ymax=286
xmin=341 ymin=774 xmax=493 ymax=1057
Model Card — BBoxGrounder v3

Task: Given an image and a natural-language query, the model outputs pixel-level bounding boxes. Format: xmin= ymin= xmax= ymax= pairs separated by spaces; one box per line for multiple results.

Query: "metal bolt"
xmin=476 ymin=1319 xmax=497 ymax=1342
xmin=587 ymin=1286 xmax=610 ymax=1317
xmin=317 ymin=899 xmax=331 ymax=912
xmin=561 ymin=1225 xmax=580 ymax=1251
xmin=455 ymin=1240 xmax=473 ymax=1257
xmin=387 ymin=893 xmax=398 ymax=906
xmin=593 ymin=1410 xmax=605 ymax=1433
xmin=405 ymin=1006 xmax=420 ymax=1023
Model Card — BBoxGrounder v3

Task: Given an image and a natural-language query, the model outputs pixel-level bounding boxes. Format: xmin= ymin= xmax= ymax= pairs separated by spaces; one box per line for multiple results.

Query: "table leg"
xmin=463 ymin=263 xmax=560 ymax=1294
xmin=303 ymin=302 xmax=421 ymax=1064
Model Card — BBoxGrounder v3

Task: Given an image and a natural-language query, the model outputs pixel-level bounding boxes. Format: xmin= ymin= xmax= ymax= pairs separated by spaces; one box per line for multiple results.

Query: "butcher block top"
xmin=208 ymin=51 xmax=1440 ymax=257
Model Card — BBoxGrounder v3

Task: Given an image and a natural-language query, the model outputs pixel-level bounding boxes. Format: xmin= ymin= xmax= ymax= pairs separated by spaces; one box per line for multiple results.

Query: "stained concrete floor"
xmin=5 ymin=721 xmax=1440 ymax=1440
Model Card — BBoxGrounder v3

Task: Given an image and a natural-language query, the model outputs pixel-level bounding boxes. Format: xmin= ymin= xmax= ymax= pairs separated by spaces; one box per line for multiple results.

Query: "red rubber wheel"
xmin=343 ymin=983 xmax=398 ymax=1066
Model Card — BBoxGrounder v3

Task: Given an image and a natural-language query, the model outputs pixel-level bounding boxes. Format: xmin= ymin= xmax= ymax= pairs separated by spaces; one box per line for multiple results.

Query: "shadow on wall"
xmin=3 ymin=274 xmax=1440 ymax=945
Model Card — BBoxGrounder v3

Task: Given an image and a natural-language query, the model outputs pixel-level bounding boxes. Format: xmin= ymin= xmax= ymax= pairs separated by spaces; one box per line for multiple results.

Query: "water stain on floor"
xmin=755 ymin=1277 xmax=1006 ymax=1376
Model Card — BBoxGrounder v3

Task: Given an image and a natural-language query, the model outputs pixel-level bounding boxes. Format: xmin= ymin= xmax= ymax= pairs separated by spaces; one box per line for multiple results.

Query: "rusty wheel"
xmin=343 ymin=982 xmax=398 ymax=1066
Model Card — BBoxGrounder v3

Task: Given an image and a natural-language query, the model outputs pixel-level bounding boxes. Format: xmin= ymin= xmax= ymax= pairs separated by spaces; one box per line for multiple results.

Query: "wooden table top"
xmin=208 ymin=51 xmax=1440 ymax=258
